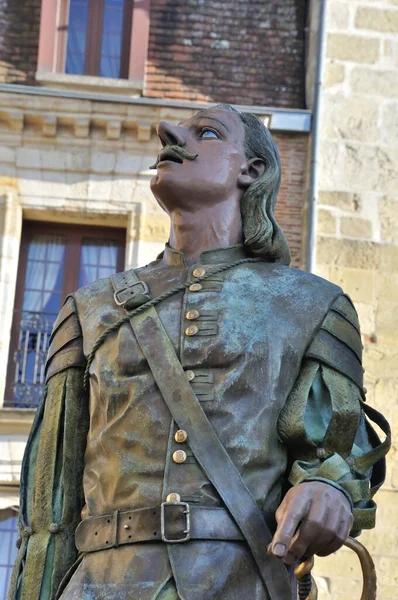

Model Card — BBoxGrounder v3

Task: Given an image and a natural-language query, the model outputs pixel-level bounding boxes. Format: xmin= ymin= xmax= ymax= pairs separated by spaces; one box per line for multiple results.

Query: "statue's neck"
xmin=168 ymin=206 xmax=243 ymax=265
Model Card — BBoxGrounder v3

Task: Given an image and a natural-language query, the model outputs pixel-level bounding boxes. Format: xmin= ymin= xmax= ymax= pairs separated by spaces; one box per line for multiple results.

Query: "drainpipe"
xmin=305 ymin=0 xmax=328 ymax=273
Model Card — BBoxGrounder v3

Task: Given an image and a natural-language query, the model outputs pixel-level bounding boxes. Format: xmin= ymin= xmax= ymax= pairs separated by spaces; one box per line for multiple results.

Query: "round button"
xmin=193 ymin=267 xmax=206 ymax=278
xmin=175 ymin=429 xmax=188 ymax=443
xmin=173 ymin=450 xmax=187 ymax=464
xmin=185 ymin=325 xmax=199 ymax=336
xmin=189 ymin=283 xmax=202 ymax=292
xmin=49 ymin=523 xmax=60 ymax=534
xmin=185 ymin=370 xmax=195 ymax=381
xmin=316 ymin=448 xmax=327 ymax=460
xmin=166 ymin=492 xmax=181 ymax=502
xmin=186 ymin=309 xmax=200 ymax=320
xmin=23 ymin=526 xmax=33 ymax=538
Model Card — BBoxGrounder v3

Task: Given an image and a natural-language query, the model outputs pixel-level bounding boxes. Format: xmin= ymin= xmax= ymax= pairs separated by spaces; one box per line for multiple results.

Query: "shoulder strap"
xmin=112 ymin=268 xmax=292 ymax=600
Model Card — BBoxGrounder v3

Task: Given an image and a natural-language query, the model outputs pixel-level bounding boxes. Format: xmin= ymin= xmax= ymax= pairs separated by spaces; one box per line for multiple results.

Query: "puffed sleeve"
xmin=8 ymin=296 xmax=89 ymax=600
xmin=278 ymin=295 xmax=390 ymax=532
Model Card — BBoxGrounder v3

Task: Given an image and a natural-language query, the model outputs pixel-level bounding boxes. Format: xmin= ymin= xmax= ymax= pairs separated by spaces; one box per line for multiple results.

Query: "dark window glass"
xmin=100 ymin=0 xmax=125 ymax=77
xmin=65 ymin=0 xmax=89 ymax=75
xmin=65 ymin=0 xmax=132 ymax=78
xmin=0 ymin=515 xmax=18 ymax=599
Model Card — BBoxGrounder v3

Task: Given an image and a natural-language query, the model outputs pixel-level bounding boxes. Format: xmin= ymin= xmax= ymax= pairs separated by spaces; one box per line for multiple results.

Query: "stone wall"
xmin=312 ymin=1 xmax=398 ymax=598
xmin=0 ymin=0 xmax=41 ymax=84
xmin=145 ymin=0 xmax=307 ymax=107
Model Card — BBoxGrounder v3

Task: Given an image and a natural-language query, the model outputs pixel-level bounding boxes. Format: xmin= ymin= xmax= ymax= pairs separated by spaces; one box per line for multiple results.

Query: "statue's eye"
xmin=200 ymin=128 xmax=219 ymax=139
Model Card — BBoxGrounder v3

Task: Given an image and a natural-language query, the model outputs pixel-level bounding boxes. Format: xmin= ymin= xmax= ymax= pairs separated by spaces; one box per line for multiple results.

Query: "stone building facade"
xmin=310 ymin=2 xmax=398 ymax=599
xmin=0 ymin=0 xmax=396 ymax=598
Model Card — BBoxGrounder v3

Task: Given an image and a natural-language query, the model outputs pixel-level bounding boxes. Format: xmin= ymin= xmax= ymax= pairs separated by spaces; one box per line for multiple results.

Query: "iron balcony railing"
xmin=10 ymin=311 xmax=57 ymax=408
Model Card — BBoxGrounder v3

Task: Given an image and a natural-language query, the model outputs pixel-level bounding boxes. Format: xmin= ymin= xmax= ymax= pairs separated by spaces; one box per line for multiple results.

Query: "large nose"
xmin=156 ymin=121 xmax=186 ymax=147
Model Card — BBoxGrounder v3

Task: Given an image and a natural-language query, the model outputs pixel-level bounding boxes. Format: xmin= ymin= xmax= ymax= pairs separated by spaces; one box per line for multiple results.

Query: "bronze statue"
xmin=9 ymin=105 xmax=390 ymax=600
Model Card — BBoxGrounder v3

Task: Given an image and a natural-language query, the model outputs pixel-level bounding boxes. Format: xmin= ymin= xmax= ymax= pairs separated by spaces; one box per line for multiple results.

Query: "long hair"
xmin=213 ymin=104 xmax=291 ymax=265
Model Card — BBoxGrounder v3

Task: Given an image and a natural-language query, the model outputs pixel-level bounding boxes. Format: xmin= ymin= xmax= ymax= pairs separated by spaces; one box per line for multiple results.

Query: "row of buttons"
xmin=189 ymin=266 xmax=206 ymax=293
xmin=167 ymin=428 xmax=188 ymax=502
xmin=166 ymin=267 xmax=205 ymax=503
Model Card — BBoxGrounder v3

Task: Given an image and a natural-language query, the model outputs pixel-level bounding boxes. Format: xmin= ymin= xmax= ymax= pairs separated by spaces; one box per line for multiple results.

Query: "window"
xmin=65 ymin=0 xmax=134 ymax=78
xmin=0 ymin=511 xmax=18 ymax=599
xmin=5 ymin=222 xmax=126 ymax=408
xmin=37 ymin=0 xmax=150 ymax=85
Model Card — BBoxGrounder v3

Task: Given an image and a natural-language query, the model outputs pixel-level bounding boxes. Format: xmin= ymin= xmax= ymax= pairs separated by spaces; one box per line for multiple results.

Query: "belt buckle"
xmin=114 ymin=281 xmax=149 ymax=307
xmin=160 ymin=502 xmax=191 ymax=544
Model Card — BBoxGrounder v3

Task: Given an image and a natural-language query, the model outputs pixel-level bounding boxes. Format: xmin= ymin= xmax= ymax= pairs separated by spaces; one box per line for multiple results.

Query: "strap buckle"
xmin=114 ymin=281 xmax=150 ymax=307
xmin=161 ymin=502 xmax=191 ymax=544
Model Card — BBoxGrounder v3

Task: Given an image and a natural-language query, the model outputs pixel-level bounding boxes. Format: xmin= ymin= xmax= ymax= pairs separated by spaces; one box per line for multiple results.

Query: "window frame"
xmin=37 ymin=0 xmax=149 ymax=84
xmin=4 ymin=221 xmax=126 ymax=406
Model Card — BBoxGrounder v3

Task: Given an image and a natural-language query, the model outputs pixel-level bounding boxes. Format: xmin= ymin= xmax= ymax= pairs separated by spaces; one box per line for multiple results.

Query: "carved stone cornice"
xmin=0 ymin=83 xmax=311 ymax=146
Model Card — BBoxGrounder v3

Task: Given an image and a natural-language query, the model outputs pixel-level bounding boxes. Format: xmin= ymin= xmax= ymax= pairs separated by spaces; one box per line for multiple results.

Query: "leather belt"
xmin=75 ymin=503 xmax=244 ymax=553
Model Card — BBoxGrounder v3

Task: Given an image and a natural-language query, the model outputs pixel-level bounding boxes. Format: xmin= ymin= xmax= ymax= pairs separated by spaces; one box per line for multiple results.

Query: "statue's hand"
xmin=268 ymin=481 xmax=353 ymax=565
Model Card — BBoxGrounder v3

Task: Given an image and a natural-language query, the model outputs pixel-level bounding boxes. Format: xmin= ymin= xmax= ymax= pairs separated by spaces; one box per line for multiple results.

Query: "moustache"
xmin=149 ymin=145 xmax=198 ymax=169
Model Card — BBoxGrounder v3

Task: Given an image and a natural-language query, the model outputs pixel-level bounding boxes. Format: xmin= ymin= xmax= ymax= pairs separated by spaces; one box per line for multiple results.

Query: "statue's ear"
xmin=237 ymin=158 xmax=266 ymax=189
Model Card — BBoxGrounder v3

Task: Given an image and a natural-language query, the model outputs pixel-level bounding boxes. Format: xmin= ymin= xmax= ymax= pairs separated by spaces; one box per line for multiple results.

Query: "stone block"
xmin=391 ymin=466 xmax=398 ymax=489
xmin=327 ymin=34 xmax=380 ymax=63
xmin=313 ymin=549 xmax=362 ymax=581
xmin=314 ymin=264 xmax=330 ymax=281
xmin=327 ymin=1 xmax=350 ymax=31
xmin=339 ymin=143 xmax=398 ymax=195
xmin=380 ymin=197 xmax=398 ymax=244
xmin=16 ymin=147 xmax=40 ymax=169
xmin=66 ymin=173 xmax=89 ymax=200
xmin=130 ymin=213 xmax=170 ymax=243
xmin=377 ymin=584 xmax=398 ymax=600
xmin=376 ymin=300 xmax=398 ymax=340
xmin=106 ymin=121 xmax=121 ymax=140
xmin=319 ymin=191 xmax=361 ymax=212
xmin=87 ymin=174 xmax=113 ymax=201
xmin=317 ymin=209 xmax=336 ymax=234
xmin=374 ymin=379 xmax=398 ymax=412
xmin=17 ymin=169 xmax=42 ymax=197
xmin=322 ymin=95 xmax=380 ymax=142
xmin=381 ymin=102 xmax=398 ymax=144
xmin=65 ymin=150 xmax=91 ymax=173
xmin=325 ymin=63 xmax=345 ymax=88
xmin=382 ymin=39 xmax=398 ymax=68
xmin=340 ymin=216 xmax=372 ymax=239
xmin=350 ymin=67 xmax=398 ymax=97
xmin=0 ymin=147 xmax=15 ymax=164
xmin=111 ymin=178 xmax=134 ymax=203
xmin=317 ymin=238 xmax=379 ymax=269
xmin=115 ymin=152 xmax=143 ymax=175
xmin=376 ymin=273 xmax=398 ymax=302
xmin=359 ymin=525 xmax=398 ymax=555
xmin=91 ymin=152 xmax=116 ymax=174
xmin=379 ymin=245 xmax=398 ymax=273
xmin=355 ymin=302 xmax=376 ymax=336
xmin=363 ymin=343 xmax=398 ymax=380
xmin=39 ymin=149 xmax=66 ymax=172
xmin=329 ymin=267 xmax=375 ymax=303
xmin=355 ymin=7 xmax=398 ymax=33
xmin=319 ymin=140 xmax=347 ymax=190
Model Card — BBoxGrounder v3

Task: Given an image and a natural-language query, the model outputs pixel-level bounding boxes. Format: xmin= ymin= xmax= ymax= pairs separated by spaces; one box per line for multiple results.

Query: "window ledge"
xmin=35 ymin=71 xmax=143 ymax=96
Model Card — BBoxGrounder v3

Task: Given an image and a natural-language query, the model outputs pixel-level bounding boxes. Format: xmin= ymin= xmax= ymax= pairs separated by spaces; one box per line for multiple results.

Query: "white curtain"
xmin=22 ymin=235 xmax=65 ymax=313
xmin=80 ymin=239 xmax=118 ymax=286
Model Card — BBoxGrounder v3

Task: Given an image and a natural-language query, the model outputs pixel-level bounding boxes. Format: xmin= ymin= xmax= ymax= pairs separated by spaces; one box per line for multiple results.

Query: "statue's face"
xmin=150 ymin=107 xmax=248 ymax=212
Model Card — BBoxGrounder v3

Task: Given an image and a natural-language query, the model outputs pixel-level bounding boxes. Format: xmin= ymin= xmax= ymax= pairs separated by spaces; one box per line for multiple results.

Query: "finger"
xmin=284 ymin=496 xmax=330 ymax=564
xmin=316 ymin=510 xmax=353 ymax=557
xmin=305 ymin=502 xmax=344 ymax=557
xmin=270 ymin=493 xmax=311 ymax=559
